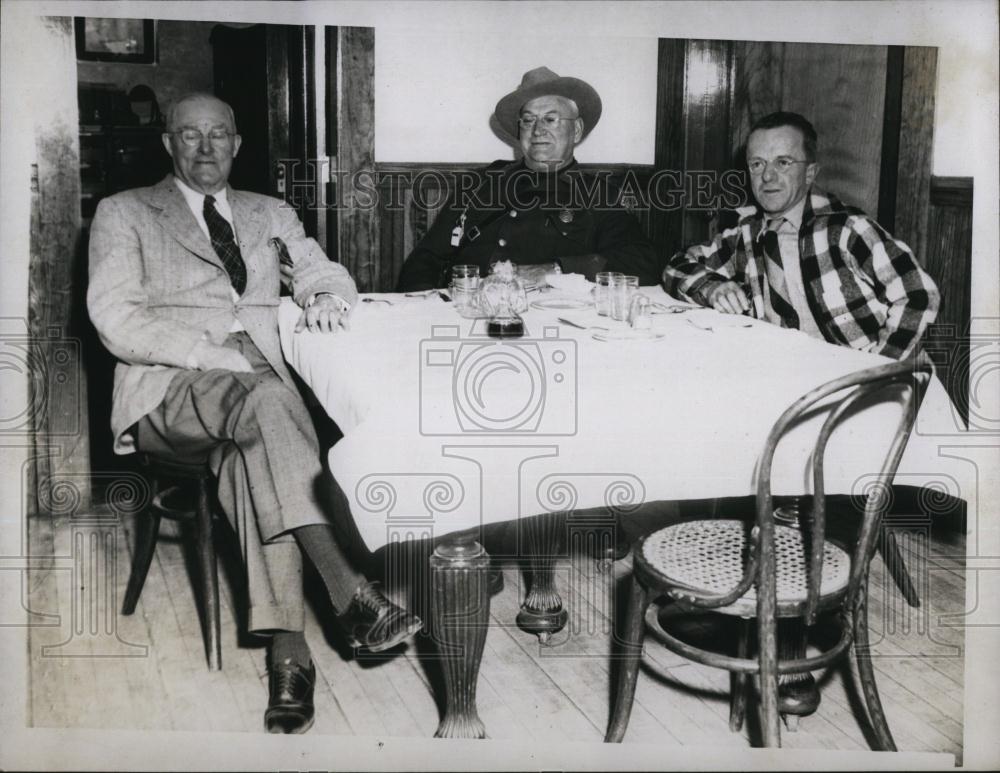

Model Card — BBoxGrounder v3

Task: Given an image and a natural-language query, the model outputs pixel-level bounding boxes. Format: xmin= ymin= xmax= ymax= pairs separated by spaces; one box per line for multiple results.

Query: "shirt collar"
xmin=766 ymin=196 xmax=807 ymax=231
xmin=173 ymin=176 xmax=229 ymax=210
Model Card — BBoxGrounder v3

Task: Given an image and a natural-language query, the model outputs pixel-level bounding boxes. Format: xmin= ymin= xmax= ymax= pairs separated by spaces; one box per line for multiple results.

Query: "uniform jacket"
xmin=662 ymin=187 xmax=940 ymax=360
xmin=396 ymin=159 xmax=660 ymax=290
xmin=88 ymin=175 xmax=357 ymax=453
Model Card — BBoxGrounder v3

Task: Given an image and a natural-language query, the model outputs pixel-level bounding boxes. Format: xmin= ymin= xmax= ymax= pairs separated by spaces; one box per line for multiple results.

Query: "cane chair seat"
xmin=639 ymin=520 xmax=851 ymax=617
xmin=605 ymin=357 xmax=935 ymax=749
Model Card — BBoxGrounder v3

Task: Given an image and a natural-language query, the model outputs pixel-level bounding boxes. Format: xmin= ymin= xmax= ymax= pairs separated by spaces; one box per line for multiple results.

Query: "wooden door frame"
xmin=651 ymin=38 xmax=937 ymax=270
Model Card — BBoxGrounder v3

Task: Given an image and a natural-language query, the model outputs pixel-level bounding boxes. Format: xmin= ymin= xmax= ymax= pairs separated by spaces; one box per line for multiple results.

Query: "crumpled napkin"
xmin=544 ymin=272 xmax=595 ymax=296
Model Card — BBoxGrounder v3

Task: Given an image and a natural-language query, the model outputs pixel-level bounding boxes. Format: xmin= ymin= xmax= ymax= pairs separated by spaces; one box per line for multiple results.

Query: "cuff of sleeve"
xmin=687 ymin=276 xmax=726 ymax=305
xmin=306 ymin=292 xmax=351 ymax=313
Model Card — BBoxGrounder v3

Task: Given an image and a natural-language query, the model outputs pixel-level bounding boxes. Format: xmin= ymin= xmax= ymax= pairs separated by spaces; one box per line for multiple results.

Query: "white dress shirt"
xmin=173 ymin=177 xmax=245 ymax=333
xmin=764 ymin=197 xmax=823 ymax=340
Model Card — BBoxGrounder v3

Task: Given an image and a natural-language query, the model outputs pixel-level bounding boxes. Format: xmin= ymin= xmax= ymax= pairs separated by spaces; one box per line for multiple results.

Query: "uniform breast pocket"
xmin=547 ymin=210 xmax=596 ymax=249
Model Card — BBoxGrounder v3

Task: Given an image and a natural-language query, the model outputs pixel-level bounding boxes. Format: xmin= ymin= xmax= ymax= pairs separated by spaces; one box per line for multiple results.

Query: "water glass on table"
xmin=609 ymin=275 xmax=639 ymax=321
xmin=451 ymin=264 xmax=480 ymax=317
xmin=595 ymin=271 xmax=624 ymax=317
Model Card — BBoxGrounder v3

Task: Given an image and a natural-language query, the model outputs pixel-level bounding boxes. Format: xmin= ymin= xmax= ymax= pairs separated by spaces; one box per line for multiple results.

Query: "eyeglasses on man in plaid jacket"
xmin=662 ymin=187 xmax=940 ymax=360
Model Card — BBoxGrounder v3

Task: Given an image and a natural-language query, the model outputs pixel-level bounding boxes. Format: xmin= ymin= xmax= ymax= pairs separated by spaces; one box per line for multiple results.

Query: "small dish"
xmin=531 ymin=297 xmax=594 ymax=311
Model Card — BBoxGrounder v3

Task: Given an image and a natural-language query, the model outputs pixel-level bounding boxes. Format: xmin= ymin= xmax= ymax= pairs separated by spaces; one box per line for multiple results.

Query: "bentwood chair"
xmin=122 ymin=451 xmax=223 ymax=671
xmin=605 ymin=356 xmax=933 ymax=749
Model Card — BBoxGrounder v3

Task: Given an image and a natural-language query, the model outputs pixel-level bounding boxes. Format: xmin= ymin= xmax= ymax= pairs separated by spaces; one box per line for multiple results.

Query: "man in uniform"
xmin=663 ymin=111 xmax=939 ymax=360
xmin=88 ymin=93 xmax=421 ymax=735
xmin=397 ymin=66 xmax=660 ymax=291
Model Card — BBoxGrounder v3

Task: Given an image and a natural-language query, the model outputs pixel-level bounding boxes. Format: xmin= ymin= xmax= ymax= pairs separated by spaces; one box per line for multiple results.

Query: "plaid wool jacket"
xmin=662 ymin=187 xmax=940 ymax=360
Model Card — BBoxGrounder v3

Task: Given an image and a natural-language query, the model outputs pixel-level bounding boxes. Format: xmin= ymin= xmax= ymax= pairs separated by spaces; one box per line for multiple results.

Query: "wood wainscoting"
xmin=372 ymin=163 xmax=656 ymax=293
xmin=922 ymin=176 xmax=974 ymax=426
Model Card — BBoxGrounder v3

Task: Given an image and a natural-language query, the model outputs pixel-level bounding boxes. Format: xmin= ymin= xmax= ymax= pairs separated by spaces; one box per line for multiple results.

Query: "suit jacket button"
xmin=498 ymin=238 xmax=507 ymax=247
xmin=509 ymin=210 xmax=518 ymax=218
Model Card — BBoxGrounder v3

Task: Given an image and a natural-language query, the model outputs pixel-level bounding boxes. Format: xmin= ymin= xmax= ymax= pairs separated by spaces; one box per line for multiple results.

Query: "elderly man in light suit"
xmin=88 ymin=93 xmax=420 ymax=734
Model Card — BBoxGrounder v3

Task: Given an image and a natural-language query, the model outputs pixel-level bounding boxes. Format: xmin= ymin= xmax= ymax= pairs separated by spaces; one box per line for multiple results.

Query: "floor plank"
xmin=26 ymin=509 xmax=965 ymax=758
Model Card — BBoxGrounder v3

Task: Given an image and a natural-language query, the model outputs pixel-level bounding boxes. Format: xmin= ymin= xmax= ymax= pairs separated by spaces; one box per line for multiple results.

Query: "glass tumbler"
xmin=450 ymin=264 xmax=480 ymax=317
xmin=609 ymin=275 xmax=639 ymax=321
xmin=595 ymin=271 xmax=624 ymax=316
xmin=628 ymin=294 xmax=653 ymax=330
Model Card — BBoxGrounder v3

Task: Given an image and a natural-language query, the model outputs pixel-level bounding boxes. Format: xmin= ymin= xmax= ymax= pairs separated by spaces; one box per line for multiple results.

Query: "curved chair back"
xmin=754 ymin=354 xmax=934 ymax=625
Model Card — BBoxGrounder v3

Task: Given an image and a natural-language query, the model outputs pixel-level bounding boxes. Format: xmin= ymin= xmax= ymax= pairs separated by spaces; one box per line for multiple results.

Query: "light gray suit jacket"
xmin=88 ymin=175 xmax=357 ymax=454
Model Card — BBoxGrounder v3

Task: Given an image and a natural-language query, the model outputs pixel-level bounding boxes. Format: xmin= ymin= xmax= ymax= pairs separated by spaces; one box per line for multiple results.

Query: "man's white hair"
xmin=165 ymin=92 xmax=237 ymax=132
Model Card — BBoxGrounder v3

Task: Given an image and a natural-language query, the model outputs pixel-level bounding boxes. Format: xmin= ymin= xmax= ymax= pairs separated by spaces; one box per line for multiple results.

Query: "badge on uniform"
xmin=451 ymin=212 xmax=468 ymax=247
xmin=558 ymin=209 xmax=574 ymax=223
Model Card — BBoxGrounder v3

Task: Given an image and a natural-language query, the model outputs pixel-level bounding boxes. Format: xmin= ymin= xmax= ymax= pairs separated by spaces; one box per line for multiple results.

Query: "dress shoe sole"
xmin=265 ymin=710 xmax=315 ymax=735
xmin=350 ymin=616 xmax=424 ymax=653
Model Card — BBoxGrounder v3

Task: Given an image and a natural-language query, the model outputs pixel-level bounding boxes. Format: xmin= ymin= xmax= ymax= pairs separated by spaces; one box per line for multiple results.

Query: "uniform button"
xmin=509 ymin=210 xmax=518 ymax=218
xmin=498 ymin=238 xmax=507 ymax=247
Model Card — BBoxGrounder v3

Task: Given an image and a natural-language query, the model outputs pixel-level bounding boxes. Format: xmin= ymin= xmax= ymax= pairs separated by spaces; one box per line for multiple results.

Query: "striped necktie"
xmin=203 ymin=194 xmax=247 ymax=295
xmin=760 ymin=217 xmax=799 ymax=329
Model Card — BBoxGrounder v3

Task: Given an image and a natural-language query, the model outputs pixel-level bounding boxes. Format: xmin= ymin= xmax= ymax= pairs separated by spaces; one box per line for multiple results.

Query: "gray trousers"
xmin=136 ymin=332 xmax=331 ymax=633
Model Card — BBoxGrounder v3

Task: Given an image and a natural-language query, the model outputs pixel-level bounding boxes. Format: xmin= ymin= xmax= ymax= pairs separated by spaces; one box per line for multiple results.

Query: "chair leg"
xmin=879 ymin=530 xmax=920 ymax=608
xmin=854 ymin=586 xmax=897 ymax=751
xmin=757 ymin=612 xmax=781 ymax=747
xmin=122 ymin=505 xmax=162 ymax=615
xmin=729 ymin=619 xmax=750 ymax=732
xmin=194 ymin=479 xmax=222 ymax=672
xmin=605 ymin=575 xmax=649 ymax=743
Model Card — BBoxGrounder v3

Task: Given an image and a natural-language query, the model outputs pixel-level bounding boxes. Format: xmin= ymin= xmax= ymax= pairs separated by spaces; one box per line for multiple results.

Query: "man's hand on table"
xmin=295 ymin=293 xmax=352 ymax=334
xmin=705 ymin=280 xmax=751 ymax=315
xmin=188 ymin=338 xmax=254 ymax=373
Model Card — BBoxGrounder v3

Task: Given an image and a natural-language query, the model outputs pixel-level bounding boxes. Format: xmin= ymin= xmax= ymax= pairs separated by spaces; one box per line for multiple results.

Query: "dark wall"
xmin=77 ymin=20 xmax=216 ymax=111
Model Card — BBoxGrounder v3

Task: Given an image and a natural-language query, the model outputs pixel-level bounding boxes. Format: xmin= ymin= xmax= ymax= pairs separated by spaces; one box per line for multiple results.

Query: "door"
xmin=650 ymin=39 xmax=936 ymax=269
xmin=211 ymin=23 xmax=316 ymax=236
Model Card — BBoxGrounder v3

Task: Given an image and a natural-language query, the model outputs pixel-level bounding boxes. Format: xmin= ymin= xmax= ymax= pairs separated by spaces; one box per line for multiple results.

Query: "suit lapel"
xmin=228 ymin=187 xmax=268 ymax=261
xmin=145 ymin=176 xmax=222 ymax=268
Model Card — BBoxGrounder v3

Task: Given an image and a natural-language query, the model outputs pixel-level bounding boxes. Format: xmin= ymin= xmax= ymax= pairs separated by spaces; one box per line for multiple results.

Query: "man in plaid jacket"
xmin=663 ymin=111 xmax=939 ymax=360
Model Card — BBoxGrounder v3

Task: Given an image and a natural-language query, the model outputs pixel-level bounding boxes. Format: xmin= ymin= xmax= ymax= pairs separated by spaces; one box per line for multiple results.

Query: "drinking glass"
xmin=451 ymin=264 xmax=480 ymax=317
xmin=628 ymin=294 xmax=653 ymax=330
xmin=609 ymin=275 xmax=639 ymax=321
xmin=595 ymin=271 xmax=624 ymax=316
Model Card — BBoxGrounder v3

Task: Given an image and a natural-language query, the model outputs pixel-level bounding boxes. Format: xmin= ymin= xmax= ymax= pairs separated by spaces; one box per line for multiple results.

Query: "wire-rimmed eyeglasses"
xmin=747 ymin=156 xmax=810 ymax=175
xmin=168 ymin=129 xmax=235 ymax=147
xmin=517 ymin=114 xmax=576 ymax=131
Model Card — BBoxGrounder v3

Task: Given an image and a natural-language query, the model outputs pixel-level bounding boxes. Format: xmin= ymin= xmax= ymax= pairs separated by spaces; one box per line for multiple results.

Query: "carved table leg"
xmin=516 ymin=512 xmax=568 ymax=642
xmin=430 ymin=533 xmax=490 ymax=739
xmin=777 ymin=619 xmax=819 ymax=731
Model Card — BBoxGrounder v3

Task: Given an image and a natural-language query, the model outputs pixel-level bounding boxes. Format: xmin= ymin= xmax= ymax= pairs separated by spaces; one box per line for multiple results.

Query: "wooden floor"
xmin=26 ymin=508 xmax=964 ymax=760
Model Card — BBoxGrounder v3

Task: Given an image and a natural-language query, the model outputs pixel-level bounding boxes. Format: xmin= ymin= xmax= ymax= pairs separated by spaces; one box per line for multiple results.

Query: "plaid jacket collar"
xmin=735 ymin=186 xmax=856 ymax=236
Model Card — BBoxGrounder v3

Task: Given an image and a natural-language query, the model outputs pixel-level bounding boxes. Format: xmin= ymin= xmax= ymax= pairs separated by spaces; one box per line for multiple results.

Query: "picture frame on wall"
xmin=74 ymin=17 xmax=155 ymax=63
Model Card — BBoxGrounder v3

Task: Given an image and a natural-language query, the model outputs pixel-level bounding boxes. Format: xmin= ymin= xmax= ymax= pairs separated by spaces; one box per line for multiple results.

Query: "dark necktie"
xmin=760 ymin=218 xmax=799 ymax=329
xmin=203 ymin=194 xmax=247 ymax=295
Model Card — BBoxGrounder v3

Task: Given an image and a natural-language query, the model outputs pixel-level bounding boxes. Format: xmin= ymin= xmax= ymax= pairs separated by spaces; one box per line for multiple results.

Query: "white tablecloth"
xmin=279 ymin=289 xmax=972 ymax=551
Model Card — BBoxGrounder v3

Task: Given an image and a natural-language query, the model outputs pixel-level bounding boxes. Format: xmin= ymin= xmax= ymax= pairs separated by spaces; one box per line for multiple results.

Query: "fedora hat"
xmin=494 ymin=66 xmax=602 ymax=142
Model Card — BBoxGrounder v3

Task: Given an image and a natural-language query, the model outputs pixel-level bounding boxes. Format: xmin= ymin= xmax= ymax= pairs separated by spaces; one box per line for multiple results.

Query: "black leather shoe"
xmin=340 ymin=581 xmax=423 ymax=652
xmin=265 ymin=660 xmax=316 ymax=734
xmin=777 ymin=672 xmax=821 ymax=716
